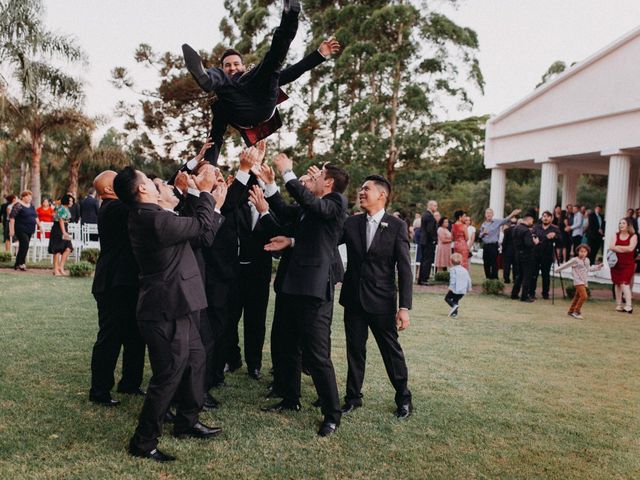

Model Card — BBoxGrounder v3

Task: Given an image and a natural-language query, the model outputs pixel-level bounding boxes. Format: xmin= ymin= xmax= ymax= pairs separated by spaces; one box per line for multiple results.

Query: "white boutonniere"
xmin=380 ymin=222 xmax=389 ymax=230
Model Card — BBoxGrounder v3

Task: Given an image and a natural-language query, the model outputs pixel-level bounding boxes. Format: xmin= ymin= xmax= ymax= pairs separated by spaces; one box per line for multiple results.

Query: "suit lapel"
xmin=358 ymin=213 xmax=368 ymax=254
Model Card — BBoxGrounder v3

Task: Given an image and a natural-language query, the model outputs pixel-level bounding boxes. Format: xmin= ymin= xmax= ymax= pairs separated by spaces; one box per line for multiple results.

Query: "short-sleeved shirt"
xmin=54 ymin=205 xmax=71 ymax=222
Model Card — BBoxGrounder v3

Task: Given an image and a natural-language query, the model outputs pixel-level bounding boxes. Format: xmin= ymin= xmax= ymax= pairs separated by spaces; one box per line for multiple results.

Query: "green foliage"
xmin=566 ymin=285 xmax=591 ymax=299
xmin=80 ymin=248 xmax=100 ymax=265
xmin=434 ymin=271 xmax=450 ymax=283
xmin=69 ymin=261 xmax=94 ymax=277
xmin=482 ymin=279 xmax=505 ymax=296
xmin=0 ymin=251 xmax=11 ymax=262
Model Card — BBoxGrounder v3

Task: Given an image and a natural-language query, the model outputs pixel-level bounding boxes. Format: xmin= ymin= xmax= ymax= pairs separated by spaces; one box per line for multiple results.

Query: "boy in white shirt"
xmin=445 ymin=253 xmax=473 ymax=318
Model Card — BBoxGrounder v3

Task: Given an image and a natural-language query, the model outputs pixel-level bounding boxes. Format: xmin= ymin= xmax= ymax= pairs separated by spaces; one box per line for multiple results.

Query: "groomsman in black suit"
xmin=339 ymin=175 xmax=413 ymax=418
xmin=257 ymin=156 xmax=348 ymax=437
xmin=114 ymin=165 xmax=226 ymax=462
xmin=89 ymin=171 xmax=145 ymax=406
xmin=586 ymin=205 xmax=605 ymax=265
xmin=418 ymin=200 xmax=438 ymax=285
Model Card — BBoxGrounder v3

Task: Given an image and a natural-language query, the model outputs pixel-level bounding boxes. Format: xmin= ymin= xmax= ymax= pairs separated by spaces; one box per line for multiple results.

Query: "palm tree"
xmin=1 ymin=0 xmax=86 ymax=205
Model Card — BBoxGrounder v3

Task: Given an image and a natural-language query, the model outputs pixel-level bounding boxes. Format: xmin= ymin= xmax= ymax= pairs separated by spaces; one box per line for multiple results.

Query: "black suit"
xmin=339 ymin=213 xmax=413 ymax=408
xmin=90 ymin=198 xmax=144 ymax=399
xmin=266 ymin=179 xmax=346 ymax=425
xmin=418 ymin=210 xmax=437 ymax=283
xmin=202 ymin=176 xmax=253 ymax=387
xmin=79 ymin=195 xmax=99 ymax=224
xmin=227 ymin=203 xmax=279 ymax=373
xmin=128 ymin=193 xmax=220 ymax=453
xmin=203 ymin=9 xmax=325 ymax=164
xmin=510 ymin=223 xmax=536 ymax=301
xmin=586 ymin=211 xmax=605 ymax=264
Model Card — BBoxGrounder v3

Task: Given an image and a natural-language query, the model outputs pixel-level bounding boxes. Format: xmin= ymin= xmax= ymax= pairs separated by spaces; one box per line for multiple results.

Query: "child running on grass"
xmin=445 ymin=252 xmax=472 ymax=318
xmin=554 ymin=243 xmax=603 ymax=319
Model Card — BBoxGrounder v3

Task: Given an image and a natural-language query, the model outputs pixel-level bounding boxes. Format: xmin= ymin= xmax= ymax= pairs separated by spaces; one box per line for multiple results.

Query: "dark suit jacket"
xmin=419 ymin=210 xmax=437 ymax=246
xmin=91 ymin=198 xmax=138 ymax=295
xmin=267 ymin=179 xmax=347 ymax=300
xmin=80 ymin=195 xmax=99 ymax=224
xmin=586 ymin=212 xmax=605 ymax=239
xmin=339 ymin=213 xmax=413 ymax=314
xmin=237 ymin=203 xmax=281 ymax=280
xmin=128 ymin=193 xmax=221 ymax=323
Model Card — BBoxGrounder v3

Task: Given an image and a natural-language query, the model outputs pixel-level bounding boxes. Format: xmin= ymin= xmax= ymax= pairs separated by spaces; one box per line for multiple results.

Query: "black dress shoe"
xmin=340 ymin=403 xmax=361 ymax=414
xmin=224 ymin=361 xmax=242 ymax=374
xmin=117 ymin=387 xmax=146 ymax=396
xmin=173 ymin=421 xmax=222 ymax=439
xmin=164 ymin=410 xmax=176 ymax=423
xmin=261 ymin=400 xmax=301 ymax=412
xmin=248 ymin=369 xmax=261 ymax=380
xmin=395 ymin=402 xmax=413 ymax=419
xmin=202 ymin=393 xmax=219 ymax=411
xmin=182 ymin=44 xmax=214 ymax=92
xmin=418 ymin=281 xmax=429 ymax=286
xmin=317 ymin=421 xmax=338 ymax=437
xmin=521 ymin=297 xmax=535 ymax=303
xmin=211 ymin=381 xmax=227 ymax=389
xmin=128 ymin=444 xmax=176 ymax=462
xmin=265 ymin=386 xmax=283 ymax=399
xmin=89 ymin=395 xmax=120 ymax=407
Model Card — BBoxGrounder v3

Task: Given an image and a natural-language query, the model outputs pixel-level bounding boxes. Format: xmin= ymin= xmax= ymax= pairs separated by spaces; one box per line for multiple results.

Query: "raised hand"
xmin=248 ymin=185 xmax=269 ymax=214
xmin=273 ymin=152 xmax=293 ymax=175
xmin=212 ymin=182 xmax=228 ymax=209
xmin=307 ymin=165 xmax=322 ymax=181
xmin=253 ymin=163 xmax=276 ymax=184
xmin=255 ymin=140 xmax=267 ymax=164
xmin=319 ymin=37 xmax=340 ymax=57
xmin=264 ymin=236 xmax=293 ymax=252
xmin=195 ymin=138 xmax=213 ymax=161
xmin=194 ymin=164 xmax=217 ymax=192
xmin=174 ymin=171 xmax=189 ymax=193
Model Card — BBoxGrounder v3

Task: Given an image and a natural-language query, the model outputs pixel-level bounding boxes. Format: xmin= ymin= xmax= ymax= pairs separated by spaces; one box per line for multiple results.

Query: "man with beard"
xmin=510 ymin=212 xmax=539 ymax=303
xmin=531 ymin=211 xmax=560 ymax=300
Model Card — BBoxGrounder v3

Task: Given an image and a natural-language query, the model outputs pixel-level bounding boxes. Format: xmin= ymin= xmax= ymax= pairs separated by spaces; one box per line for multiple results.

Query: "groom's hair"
xmin=323 ymin=164 xmax=349 ymax=194
xmin=113 ymin=166 xmax=141 ymax=205
xmin=220 ymin=49 xmax=243 ymax=65
xmin=364 ymin=174 xmax=391 ymax=197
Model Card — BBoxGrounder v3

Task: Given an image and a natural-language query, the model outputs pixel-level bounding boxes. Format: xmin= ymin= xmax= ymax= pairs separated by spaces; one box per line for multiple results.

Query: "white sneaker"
xmin=571 ymin=312 xmax=584 ymax=319
xmin=448 ymin=304 xmax=459 ymax=317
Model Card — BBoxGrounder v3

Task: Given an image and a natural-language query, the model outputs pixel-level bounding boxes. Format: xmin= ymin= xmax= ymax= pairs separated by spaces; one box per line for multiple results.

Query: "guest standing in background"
xmin=501 ymin=217 xmax=518 ymax=283
xmin=80 ymin=187 xmax=100 ymax=224
xmin=585 ymin=205 xmax=605 ymax=265
xmin=417 ymin=200 xmax=438 ymax=285
xmin=48 ymin=194 xmax=74 ymax=276
xmin=435 ymin=217 xmax=452 ymax=271
xmin=451 ymin=210 xmax=469 ymax=270
xmin=479 ymin=208 xmax=521 ymax=279
xmin=9 ymin=190 xmax=41 ymax=271
xmin=1 ymin=194 xmax=17 ymax=252
xmin=609 ymin=218 xmax=637 ymax=314
xmin=570 ymin=205 xmax=583 ymax=256
xmin=36 ymin=198 xmax=55 ymax=223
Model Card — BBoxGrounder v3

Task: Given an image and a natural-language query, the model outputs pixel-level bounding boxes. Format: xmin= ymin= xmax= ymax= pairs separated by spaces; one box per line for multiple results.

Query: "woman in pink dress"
xmin=435 ymin=217 xmax=452 ymax=271
xmin=452 ymin=210 xmax=470 ymax=269
xmin=609 ymin=218 xmax=637 ymax=313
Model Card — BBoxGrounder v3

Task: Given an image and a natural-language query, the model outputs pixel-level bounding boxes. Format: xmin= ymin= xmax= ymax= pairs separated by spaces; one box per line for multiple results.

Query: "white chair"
xmin=35 ymin=222 xmax=53 ymax=262
xmin=81 ymin=223 xmax=100 ymax=250
xmin=67 ymin=222 xmax=82 ymax=260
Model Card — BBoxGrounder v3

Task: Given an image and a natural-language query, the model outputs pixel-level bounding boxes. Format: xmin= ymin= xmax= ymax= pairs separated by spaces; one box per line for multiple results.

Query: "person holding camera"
xmin=510 ymin=212 xmax=539 ymax=302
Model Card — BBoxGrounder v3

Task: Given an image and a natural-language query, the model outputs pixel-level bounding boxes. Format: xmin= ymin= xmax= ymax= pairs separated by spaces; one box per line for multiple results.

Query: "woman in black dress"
xmin=48 ymin=194 xmax=74 ymax=276
xmin=8 ymin=191 xmax=41 ymax=271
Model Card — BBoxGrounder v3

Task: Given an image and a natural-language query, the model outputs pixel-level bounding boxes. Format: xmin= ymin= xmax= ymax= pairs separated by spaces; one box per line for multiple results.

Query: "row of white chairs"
xmin=10 ymin=222 xmax=100 ymax=263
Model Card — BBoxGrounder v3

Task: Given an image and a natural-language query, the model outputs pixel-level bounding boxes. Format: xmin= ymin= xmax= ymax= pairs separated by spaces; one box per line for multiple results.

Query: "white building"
xmin=484 ymin=25 xmax=640 ymax=252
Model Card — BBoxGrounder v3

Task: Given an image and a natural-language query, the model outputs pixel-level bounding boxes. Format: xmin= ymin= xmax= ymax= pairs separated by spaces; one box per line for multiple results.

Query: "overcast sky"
xmin=43 ymin=0 xmax=640 ymax=129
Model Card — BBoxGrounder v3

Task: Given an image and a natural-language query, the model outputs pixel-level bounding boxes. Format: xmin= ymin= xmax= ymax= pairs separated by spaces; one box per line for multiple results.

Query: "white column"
xmin=628 ymin=164 xmax=640 ymax=209
xmin=489 ymin=168 xmax=506 ymax=218
xmin=561 ymin=171 xmax=578 ymax=207
xmin=604 ymin=153 xmax=631 ymax=251
xmin=538 ymin=161 xmax=558 ymax=216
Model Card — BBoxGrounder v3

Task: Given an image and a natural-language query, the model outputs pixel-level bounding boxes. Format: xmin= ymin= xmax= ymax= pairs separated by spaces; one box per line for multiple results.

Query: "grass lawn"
xmin=0 ymin=267 xmax=639 ymax=479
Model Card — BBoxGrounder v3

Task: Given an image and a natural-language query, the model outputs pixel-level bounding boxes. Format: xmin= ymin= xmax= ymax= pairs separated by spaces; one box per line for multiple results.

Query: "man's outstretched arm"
xmin=279 ymin=37 xmax=340 ymax=86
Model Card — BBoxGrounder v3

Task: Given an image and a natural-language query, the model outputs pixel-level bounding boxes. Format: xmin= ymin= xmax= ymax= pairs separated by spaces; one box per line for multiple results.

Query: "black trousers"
xmin=571 ymin=235 xmax=582 ymax=257
xmin=444 ymin=291 xmax=464 ymax=307
xmin=131 ymin=313 xmax=205 ymax=452
xmin=531 ymin=251 xmax=553 ymax=298
xmin=511 ymin=252 xmax=534 ymax=300
xmin=90 ymin=288 xmax=145 ymax=398
xmin=482 ymin=243 xmax=499 ymax=279
xmin=205 ymin=277 xmax=239 ymax=388
xmin=270 ymin=291 xmax=290 ymax=395
xmin=280 ymin=293 xmax=341 ymax=425
xmin=14 ymin=231 xmax=30 ymax=267
xmin=228 ymin=265 xmax=271 ymax=372
xmin=503 ymin=250 xmax=516 ymax=282
xmin=418 ymin=243 xmax=436 ymax=283
xmin=206 ymin=6 xmax=299 ymax=164
xmin=587 ymin=236 xmax=602 ymax=265
xmin=344 ymin=304 xmax=411 ymax=408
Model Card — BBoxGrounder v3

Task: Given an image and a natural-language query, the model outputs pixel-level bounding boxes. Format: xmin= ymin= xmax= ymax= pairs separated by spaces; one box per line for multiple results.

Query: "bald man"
xmin=89 ymin=170 xmax=146 ymax=406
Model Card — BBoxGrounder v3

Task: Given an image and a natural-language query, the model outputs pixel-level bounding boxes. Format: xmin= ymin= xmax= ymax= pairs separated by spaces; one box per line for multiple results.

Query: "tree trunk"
xmin=67 ymin=156 xmax=81 ymax=196
xmin=1 ymin=150 xmax=11 ymax=199
xmin=30 ymin=133 xmax=42 ymax=206
xmin=387 ymin=30 xmax=403 ymax=185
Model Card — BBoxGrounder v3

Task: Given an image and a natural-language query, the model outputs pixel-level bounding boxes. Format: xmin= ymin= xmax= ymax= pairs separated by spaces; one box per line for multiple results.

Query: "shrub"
xmin=482 ymin=279 xmax=504 ymax=295
xmin=565 ymin=285 xmax=591 ymax=299
xmin=69 ymin=261 xmax=94 ymax=277
xmin=0 ymin=251 xmax=11 ymax=262
xmin=434 ymin=271 xmax=450 ymax=283
xmin=80 ymin=248 xmax=100 ymax=264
